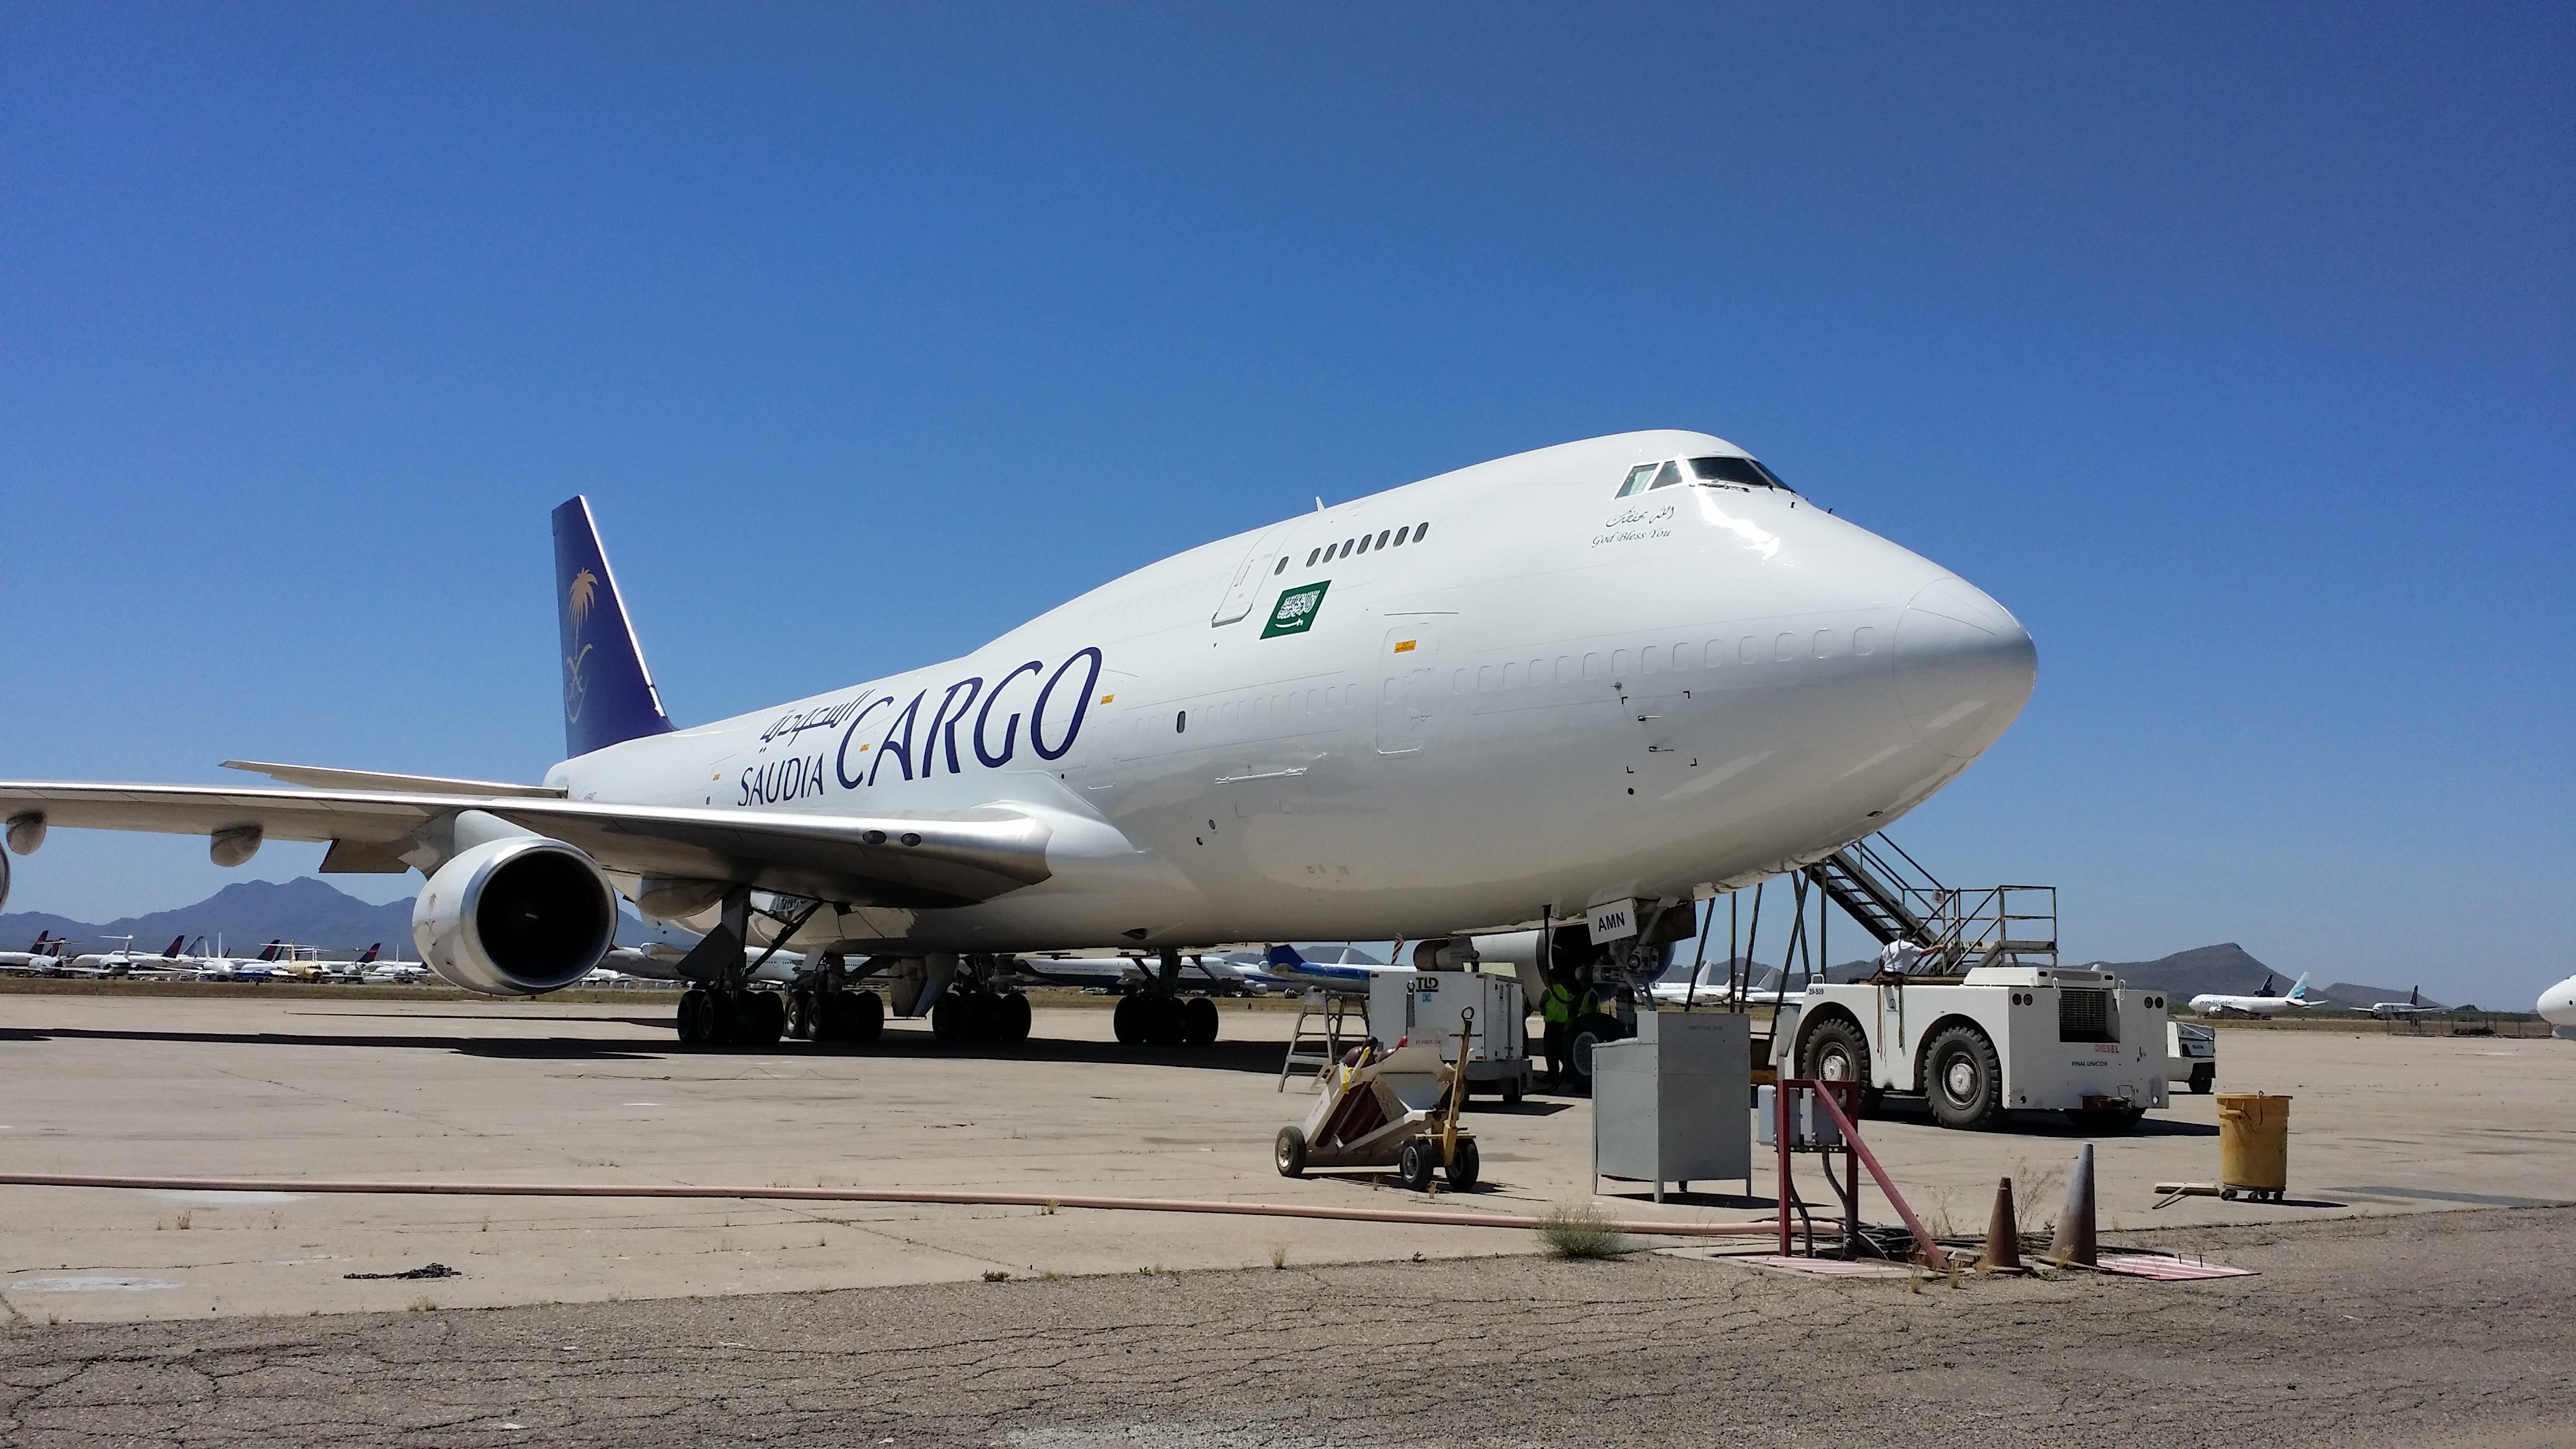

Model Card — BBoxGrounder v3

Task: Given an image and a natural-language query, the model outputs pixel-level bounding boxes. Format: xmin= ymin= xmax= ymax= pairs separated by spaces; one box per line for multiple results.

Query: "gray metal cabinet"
xmin=1591 ymin=1010 xmax=1751 ymax=1202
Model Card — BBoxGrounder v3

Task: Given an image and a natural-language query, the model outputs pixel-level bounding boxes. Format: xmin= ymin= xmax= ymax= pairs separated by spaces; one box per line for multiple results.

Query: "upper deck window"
xmin=1688 ymin=455 xmax=1789 ymax=490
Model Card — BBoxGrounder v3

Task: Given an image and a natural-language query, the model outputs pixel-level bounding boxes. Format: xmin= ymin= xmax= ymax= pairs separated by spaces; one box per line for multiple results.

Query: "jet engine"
xmin=410 ymin=835 xmax=619 ymax=996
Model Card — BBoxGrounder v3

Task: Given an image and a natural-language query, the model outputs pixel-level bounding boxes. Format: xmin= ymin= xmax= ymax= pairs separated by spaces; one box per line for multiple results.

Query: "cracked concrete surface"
xmin=2 ymin=1207 xmax=2570 ymax=1447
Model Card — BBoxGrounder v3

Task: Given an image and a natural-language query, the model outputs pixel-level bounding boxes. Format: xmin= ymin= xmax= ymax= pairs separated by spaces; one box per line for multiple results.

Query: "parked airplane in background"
xmin=2188 ymin=973 xmax=2316 ymax=1018
xmin=0 ymin=431 xmax=2038 ymax=1050
xmin=1250 ymin=943 xmax=1417 ymax=998
xmin=2539 ymin=975 xmax=2576 ymax=1038
xmin=1009 ymin=949 xmax=1265 ymax=996
xmin=0 ymin=932 xmax=71 ymax=970
xmin=2369 ymin=987 xmax=2437 ymax=1020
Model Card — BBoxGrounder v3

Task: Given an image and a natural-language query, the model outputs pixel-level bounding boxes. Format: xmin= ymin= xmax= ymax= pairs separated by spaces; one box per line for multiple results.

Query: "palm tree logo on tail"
xmin=564 ymin=568 xmax=601 ymax=724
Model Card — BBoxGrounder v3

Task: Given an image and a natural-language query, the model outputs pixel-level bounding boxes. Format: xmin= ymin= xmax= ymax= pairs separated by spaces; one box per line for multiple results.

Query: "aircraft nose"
xmin=1892 ymin=577 xmax=2037 ymax=759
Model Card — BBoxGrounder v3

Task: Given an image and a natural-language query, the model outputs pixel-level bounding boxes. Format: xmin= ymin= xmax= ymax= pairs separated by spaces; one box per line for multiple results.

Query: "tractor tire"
xmin=1274 ymin=1126 xmax=1309 ymax=1178
xmin=1923 ymin=1023 xmax=2006 ymax=1130
xmin=2190 ymin=1063 xmax=2215 ymax=1095
xmin=1798 ymin=1015 xmax=1884 ymax=1113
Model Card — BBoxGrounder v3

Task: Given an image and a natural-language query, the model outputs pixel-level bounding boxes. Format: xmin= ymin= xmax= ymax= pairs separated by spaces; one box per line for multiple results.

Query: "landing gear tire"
xmin=1273 ymin=1125 xmax=1309 ymax=1178
xmin=816 ymin=990 xmax=884 ymax=1045
xmin=1566 ymin=1013 xmax=1623 ymax=1095
xmin=1148 ymin=996 xmax=1187 ymax=1046
xmin=998 ymin=991 xmax=1032 ymax=1043
xmin=1923 ymin=1023 xmax=2006 ymax=1130
xmin=707 ymin=989 xmax=742 ymax=1046
xmin=1444 ymin=1138 xmax=1481 ymax=1192
xmin=1396 ymin=1138 xmax=1437 ymax=1193
xmin=934 ymin=994 xmax=985 ymax=1044
xmin=1182 ymin=996 xmax=1219 ymax=1046
xmin=748 ymin=990 xmax=786 ymax=1045
xmin=786 ymin=990 xmax=816 ymax=1041
xmin=1112 ymin=992 xmax=1144 ymax=1045
xmin=676 ymin=988 xmax=710 ymax=1045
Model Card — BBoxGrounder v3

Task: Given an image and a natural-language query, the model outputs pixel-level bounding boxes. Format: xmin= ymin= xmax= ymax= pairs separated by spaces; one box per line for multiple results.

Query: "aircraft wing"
xmin=0 ymin=782 xmax=1052 ymax=909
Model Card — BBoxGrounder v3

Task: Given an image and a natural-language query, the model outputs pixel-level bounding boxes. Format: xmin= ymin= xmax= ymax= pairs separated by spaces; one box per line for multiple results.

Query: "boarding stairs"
xmin=1799 ymin=834 xmax=2057 ymax=976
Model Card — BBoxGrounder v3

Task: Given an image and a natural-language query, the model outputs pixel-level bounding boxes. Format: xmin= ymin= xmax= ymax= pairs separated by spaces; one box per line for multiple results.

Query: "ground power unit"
xmin=1367 ymin=970 xmax=1532 ymax=1102
xmin=1774 ymin=965 xmax=2171 ymax=1129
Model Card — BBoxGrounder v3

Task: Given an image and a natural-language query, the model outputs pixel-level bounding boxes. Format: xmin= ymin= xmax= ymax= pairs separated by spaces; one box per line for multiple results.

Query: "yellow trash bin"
xmin=2216 ymin=1093 xmax=2290 ymax=1200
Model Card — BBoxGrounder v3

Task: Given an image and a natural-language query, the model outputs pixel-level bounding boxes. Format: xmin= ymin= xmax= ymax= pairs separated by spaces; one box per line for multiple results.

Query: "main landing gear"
xmin=788 ymin=983 xmax=886 ymax=1046
xmin=931 ymin=987 xmax=1033 ymax=1045
xmin=1111 ymin=949 xmax=1222 ymax=1046
xmin=1112 ymin=992 xmax=1219 ymax=1046
xmin=677 ymin=986 xmax=786 ymax=1046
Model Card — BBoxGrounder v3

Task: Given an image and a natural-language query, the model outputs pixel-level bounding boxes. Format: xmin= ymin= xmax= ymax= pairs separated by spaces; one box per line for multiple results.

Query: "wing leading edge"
xmin=0 ymin=782 xmax=1051 ymax=910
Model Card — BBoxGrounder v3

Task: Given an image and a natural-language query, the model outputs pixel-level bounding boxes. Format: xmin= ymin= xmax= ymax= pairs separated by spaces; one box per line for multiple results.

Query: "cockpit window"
xmin=1616 ymin=460 xmax=1684 ymax=497
xmin=1689 ymin=455 xmax=1788 ymax=490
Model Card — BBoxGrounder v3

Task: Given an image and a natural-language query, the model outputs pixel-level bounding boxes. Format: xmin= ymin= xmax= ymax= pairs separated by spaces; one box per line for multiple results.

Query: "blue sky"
xmin=4 ymin=4 xmax=2568 ymax=1006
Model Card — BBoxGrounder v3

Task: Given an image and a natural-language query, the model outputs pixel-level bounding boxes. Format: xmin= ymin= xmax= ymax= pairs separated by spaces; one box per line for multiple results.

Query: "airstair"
xmin=1277 ymin=988 xmax=1362 ymax=1093
xmin=1798 ymin=834 xmax=2057 ymax=974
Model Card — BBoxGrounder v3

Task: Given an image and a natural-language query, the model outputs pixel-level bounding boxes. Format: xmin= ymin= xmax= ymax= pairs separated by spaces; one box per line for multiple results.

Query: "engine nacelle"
xmin=411 ymin=836 xmax=618 ymax=996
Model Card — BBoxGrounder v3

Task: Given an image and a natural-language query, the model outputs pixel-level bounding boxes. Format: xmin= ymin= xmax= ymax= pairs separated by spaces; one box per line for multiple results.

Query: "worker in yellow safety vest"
xmin=1541 ymin=976 xmax=1578 ymax=1088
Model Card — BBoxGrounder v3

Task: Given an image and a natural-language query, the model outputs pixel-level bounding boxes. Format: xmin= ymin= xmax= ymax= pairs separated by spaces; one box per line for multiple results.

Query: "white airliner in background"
xmin=0 ymin=431 xmax=2037 ymax=1048
xmin=2540 ymin=975 xmax=2576 ymax=1038
xmin=2188 ymin=973 xmax=2316 ymax=1018
xmin=2368 ymin=987 xmax=2436 ymax=1020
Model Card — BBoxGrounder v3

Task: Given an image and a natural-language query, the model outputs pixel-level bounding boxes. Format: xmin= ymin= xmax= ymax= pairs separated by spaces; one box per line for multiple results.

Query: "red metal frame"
xmin=1775 ymin=1078 xmax=1949 ymax=1271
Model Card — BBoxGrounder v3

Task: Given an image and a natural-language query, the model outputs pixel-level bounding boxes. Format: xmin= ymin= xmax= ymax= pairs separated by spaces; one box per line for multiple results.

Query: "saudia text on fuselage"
xmin=736 ymin=647 xmax=1105 ymax=807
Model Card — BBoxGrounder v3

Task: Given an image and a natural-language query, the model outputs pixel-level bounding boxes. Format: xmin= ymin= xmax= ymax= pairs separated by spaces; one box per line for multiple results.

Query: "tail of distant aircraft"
xmin=357 ymin=944 xmax=380 ymax=965
xmin=552 ymin=496 xmax=675 ymax=760
xmin=163 ymin=935 xmax=185 ymax=958
xmin=258 ymin=940 xmax=281 ymax=962
xmin=2286 ymin=972 xmax=2314 ymax=1001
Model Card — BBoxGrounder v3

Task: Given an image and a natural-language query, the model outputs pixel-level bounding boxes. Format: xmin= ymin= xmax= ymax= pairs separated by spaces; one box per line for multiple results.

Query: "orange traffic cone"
xmin=1979 ymin=1176 xmax=2023 ymax=1273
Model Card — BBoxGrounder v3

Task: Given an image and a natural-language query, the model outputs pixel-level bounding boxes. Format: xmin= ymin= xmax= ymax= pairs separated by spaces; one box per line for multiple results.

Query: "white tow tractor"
xmin=1778 ymin=965 xmax=2173 ymax=1130
xmin=2169 ymin=1019 xmax=2217 ymax=1095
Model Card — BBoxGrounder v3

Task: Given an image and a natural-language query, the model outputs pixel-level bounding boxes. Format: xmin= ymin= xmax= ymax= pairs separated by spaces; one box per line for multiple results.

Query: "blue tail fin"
xmin=552 ymin=496 xmax=676 ymax=758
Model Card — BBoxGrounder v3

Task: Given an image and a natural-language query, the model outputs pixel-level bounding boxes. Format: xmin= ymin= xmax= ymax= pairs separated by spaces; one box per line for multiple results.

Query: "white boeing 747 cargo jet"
xmin=0 ymin=432 xmax=2036 ymax=1048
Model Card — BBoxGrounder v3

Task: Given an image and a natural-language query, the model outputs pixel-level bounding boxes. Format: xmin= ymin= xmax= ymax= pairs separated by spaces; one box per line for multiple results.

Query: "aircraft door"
xmin=1210 ymin=524 xmax=1299 ymax=627
xmin=1374 ymin=623 xmax=1443 ymax=756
